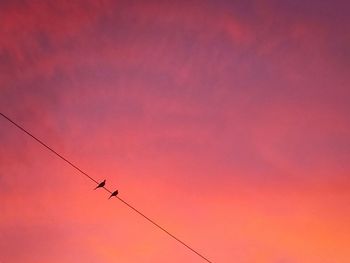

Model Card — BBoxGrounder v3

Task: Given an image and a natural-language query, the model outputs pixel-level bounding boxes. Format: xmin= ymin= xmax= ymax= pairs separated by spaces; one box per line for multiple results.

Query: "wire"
xmin=0 ymin=113 xmax=99 ymax=185
xmin=0 ymin=112 xmax=214 ymax=263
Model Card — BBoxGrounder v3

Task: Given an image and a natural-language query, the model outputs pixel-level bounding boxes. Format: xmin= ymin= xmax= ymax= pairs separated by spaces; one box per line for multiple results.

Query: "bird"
xmin=109 ymin=190 xmax=119 ymax=199
xmin=94 ymin=179 xmax=106 ymax=190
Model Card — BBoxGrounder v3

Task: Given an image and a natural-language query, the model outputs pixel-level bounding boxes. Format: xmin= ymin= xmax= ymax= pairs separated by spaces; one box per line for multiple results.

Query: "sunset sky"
xmin=0 ymin=0 xmax=349 ymax=262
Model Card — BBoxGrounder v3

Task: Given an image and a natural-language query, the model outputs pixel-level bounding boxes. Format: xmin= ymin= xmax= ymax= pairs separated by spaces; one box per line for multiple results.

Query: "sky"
xmin=0 ymin=0 xmax=349 ymax=262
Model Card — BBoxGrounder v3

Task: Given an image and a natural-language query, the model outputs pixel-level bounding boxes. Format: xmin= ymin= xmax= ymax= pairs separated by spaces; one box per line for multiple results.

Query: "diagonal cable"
xmin=0 ymin=112 xmax=214 ymax=263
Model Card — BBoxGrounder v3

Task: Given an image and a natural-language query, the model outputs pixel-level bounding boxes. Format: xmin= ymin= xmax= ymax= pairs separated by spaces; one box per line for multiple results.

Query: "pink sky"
xmin=1 ymin=1 xmax=349 ymax=262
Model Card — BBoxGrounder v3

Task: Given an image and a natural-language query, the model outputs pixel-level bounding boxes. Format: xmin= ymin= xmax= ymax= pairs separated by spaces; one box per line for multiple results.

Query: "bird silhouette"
xmin=94 ymin=179 xmax=106 ymax=190
xmin=109 ymin=190 xmax=119 ymax=199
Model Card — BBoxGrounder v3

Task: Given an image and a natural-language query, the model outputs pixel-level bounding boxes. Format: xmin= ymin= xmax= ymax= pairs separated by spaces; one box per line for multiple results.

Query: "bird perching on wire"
xmin=109 ymin=190 xmax=119 ymax=199
xmin=94 ymin=179 xmax=106 ymax=190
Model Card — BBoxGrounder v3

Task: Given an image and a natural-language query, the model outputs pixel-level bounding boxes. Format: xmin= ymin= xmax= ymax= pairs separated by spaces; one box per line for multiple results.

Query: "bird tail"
xmin=108 ymin=195 xmax=112 ymax=199
xmin=93 ymin=185 xmax=99 ymax=190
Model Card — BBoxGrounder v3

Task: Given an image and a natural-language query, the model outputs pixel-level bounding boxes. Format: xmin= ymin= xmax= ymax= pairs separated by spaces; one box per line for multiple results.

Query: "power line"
xmin=0 ymin=112 xmax=214 ymax=263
